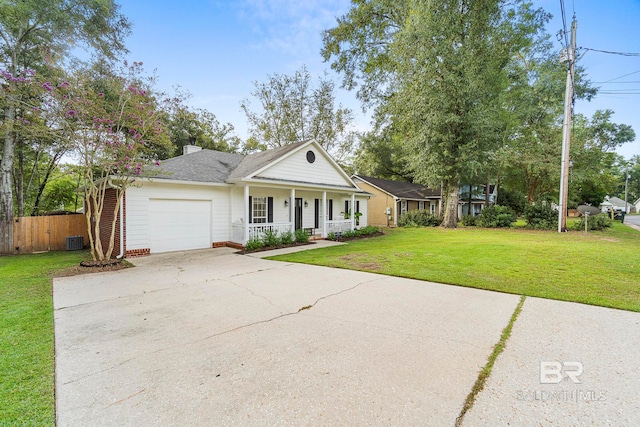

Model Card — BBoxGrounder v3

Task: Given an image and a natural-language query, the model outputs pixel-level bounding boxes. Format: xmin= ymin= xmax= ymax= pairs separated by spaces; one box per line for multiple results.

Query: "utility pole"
xmin=625 ymin=168 xmax=630 ymax=213
xmin=557 ymin=18 xmax=577 ymax=232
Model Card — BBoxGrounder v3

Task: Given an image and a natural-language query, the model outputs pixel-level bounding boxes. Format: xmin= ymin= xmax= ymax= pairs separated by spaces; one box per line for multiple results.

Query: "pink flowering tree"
xmin=53 ymin=62 xmax=171 ymax=261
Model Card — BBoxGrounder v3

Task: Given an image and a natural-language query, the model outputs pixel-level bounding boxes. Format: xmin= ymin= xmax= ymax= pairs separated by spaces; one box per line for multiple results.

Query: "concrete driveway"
xmin=54 ymin=243 xmax=640 ymax=426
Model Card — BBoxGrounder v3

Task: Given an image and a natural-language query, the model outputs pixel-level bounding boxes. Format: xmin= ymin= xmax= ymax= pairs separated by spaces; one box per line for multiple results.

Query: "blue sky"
xmin=119 ymin=0 xmax=639 ymax=160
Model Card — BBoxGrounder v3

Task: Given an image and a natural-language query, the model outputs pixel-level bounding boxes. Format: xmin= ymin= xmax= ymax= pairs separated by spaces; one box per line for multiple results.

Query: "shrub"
xmin=524 ymin=204 xmax=558 ymax=230
xmin=341 ymin=230 xmax=357 ymax=238
xmin=262 ymin=229 xmax=279 ymax=247
xmin=461 ymin=214 xmax=477 ymax=226
xmin=294 ymin=228 xmax=309 ymax=243
xmin=572 ymin=213 xmax=612 ymax=231
xmin=358 ymin=225 xmax=380 ymax=236
xmin=477 ymin=205 xmax=516 ymax=228
xmin=496 ymin=188 xmax=527 ymax=216
xmin=327 ymin=232 xmax=337 ymax=241
xmin=279 ymin=230 xmax=294 ymax=245
xmin=398 ymin=210 xmax=443 ymax=227
xmin=246 ymin=237 xmax=264 ymax=251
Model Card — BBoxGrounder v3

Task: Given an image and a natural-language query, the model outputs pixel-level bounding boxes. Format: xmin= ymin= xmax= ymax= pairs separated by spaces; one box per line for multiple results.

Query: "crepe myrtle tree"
xmin=53 ymin=62 xmax=171 ymax=261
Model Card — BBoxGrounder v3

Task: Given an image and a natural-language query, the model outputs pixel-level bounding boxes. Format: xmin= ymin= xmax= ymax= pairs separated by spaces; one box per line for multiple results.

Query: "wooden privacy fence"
xmin=12 ymin=214 xmax=89 ymax=254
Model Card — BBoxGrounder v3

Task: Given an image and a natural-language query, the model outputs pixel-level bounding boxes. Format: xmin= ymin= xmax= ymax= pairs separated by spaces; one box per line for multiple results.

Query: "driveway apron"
xmin=53 ymin=247 xmax=640 ymax=425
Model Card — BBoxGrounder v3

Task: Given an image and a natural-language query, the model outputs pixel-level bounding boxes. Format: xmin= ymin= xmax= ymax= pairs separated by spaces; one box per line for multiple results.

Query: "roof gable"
xmin=239 ymin=140 xmax=356 ymax=188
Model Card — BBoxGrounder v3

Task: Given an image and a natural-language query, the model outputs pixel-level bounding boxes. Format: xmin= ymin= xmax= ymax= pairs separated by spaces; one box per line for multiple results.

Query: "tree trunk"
xmin=441 ymin=181 xmax=459 ymax=228
xmin=31 ymin=150 xmax=64 ymax=216
xmin=15 ymin=138 xmax=24 ymax=217
xmin=485 ymin=177 xmax=490 ymax=207
xmin=0 ymin=105 xmax=16 ymax=253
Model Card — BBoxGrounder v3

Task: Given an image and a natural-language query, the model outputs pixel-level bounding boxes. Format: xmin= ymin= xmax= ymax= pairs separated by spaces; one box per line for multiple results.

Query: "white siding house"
xmin=108 ymin=140 xmax=369 ymax=256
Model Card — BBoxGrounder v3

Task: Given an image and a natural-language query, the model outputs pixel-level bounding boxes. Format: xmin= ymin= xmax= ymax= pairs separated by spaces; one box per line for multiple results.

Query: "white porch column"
xmin=394 ymin=197 xmax=399 ymax=227
xmin=322 ymin=191 xmax=327 ymax=237
xmin=350 ymin=193 xmax=355 ymax=230
xmin=290 ymin=188 xmax=296 ymax=234
xmin=244 ymin=185 xmax=250 ymax=244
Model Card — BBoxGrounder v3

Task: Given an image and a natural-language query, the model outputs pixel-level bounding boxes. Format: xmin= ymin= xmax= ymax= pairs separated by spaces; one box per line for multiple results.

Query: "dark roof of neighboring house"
xmin=152 ymin=149 xmax=244 ymax=183
xmin=354 ymin=175 xmax=440 ymax=199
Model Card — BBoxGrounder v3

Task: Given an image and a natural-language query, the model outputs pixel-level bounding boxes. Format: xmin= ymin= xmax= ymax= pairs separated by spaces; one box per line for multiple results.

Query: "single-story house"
xmin=600 ymin=196 xmax=632 ymax=213
xmin=352 ymin=175 xmax=441 ymax=227
xmin=634 ymin=198 xmax=640 ymax=213
xmin=97 ymin=140 xmax=369 ymax=257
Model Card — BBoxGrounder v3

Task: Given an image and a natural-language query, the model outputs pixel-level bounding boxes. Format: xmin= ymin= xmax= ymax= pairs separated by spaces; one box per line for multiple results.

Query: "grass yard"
xmin=269 ymin=223 xmax=640 ymax=312
xmin=0 ymin=250 xmax=88 ymax=426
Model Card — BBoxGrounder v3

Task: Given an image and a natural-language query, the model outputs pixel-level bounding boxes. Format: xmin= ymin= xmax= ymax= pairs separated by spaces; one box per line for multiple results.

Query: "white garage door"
xmin=149 ymin=199 xmax=212 ymax=253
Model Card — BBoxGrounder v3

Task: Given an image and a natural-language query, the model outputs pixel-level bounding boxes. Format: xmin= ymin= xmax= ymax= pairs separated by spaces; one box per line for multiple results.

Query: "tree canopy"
xmin=241 ymin=65 xmax=357 ymax=163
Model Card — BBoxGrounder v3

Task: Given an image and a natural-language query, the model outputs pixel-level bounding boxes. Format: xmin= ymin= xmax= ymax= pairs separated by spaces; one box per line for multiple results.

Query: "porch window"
xmin=356 ymin=200 xmax=360 ymax=226
xmin=328 ymin=199 xmax=333 ymax=220
xmin=430 ymin=203 xmax=435 ymax=214
xmin=418 ymin=201 xmax=425 ymax=210
xmin=252 ymin=196 xmax=267 ymax=223
xmin=401 ymin=200 xmax=407 ymax=215
xmin=248 ymin=196 xmax=273 ymax=224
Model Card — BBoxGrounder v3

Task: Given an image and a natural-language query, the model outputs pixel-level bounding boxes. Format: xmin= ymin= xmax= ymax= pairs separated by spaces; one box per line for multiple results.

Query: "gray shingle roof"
xmin=151 ymin=149 xmax=244 ymax=183
xmin=149 ymin=141 xmax=311 ymax=184
xmin=227 ymin=141 xmax=309 ymax=180
xmin=354 ymin=175 xmax=440 ymax=199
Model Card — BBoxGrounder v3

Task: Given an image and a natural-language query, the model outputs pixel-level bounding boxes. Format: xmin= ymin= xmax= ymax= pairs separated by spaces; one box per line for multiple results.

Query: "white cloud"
xmin=237 ymin=0 xmax=350 ymax=58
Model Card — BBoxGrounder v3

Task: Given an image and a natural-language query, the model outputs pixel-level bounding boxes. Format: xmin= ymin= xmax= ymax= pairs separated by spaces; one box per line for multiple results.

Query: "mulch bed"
xmin=237 ymin=241 xmax=315 ymax=255
xmin=55 ymin=258 xmax=133 ymax=277
xmin=328 ymin=231 xmax=385 ymax=242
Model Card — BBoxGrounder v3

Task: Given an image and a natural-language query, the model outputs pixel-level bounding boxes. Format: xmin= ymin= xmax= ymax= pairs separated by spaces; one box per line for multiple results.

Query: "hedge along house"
xmin=95 ymin=139 xmax=369 ymax=257
xmin=352 ymin=175 xmax=441 ymax=227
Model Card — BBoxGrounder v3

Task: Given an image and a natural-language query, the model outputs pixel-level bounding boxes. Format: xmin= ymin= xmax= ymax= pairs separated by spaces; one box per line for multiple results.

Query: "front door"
xmin=295 ymin=198 xmax=303 ymax=230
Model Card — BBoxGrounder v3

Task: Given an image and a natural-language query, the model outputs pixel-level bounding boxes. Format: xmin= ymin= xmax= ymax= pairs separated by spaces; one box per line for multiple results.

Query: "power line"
xmin=559 ymin=0 xmax=570 ymax=50
xmin=592 ymin=80 xmax=640 ymax=84
xmin=600 ymin=69 xmax=640 ymax=83
xmin=583 ymin=48 xmax=640 ymax=57
xmin=598 ymin=91 xmax=640 ymax=95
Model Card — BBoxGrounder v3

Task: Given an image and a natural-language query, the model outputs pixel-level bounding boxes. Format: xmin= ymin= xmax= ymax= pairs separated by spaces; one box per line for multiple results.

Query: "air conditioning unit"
xmin=66 ymin=235 xmax=84 ymax=251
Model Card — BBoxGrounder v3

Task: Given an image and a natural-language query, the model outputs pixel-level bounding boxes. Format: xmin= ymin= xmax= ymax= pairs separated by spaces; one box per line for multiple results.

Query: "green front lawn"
xmin=269 ymin=224 xmax=640 ymax=312
xmin=0 ymin=251 xmax=87 ymax=426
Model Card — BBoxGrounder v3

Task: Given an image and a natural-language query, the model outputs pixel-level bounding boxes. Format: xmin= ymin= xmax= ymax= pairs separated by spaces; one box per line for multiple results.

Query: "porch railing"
xmin=231 ymin=222 xmax=293 ymax=244
xmin=232 ymin=220 xmax=354 ymax=244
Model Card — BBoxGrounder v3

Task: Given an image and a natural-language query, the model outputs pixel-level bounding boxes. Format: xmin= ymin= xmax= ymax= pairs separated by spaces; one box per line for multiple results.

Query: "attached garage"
xmin=148 ymin=199 xmax=212 ymax=253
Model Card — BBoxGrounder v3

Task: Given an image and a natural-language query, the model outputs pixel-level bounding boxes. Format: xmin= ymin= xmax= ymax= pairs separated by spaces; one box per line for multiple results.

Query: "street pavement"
xmin=53 ymin=242 xmax=640 ymax=426
xmin=624 ymin=213 xmax=640 ymax=231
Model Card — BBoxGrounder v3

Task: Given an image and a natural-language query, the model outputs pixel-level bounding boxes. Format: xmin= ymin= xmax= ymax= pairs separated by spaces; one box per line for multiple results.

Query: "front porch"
xmin=229 ymin=184 xmax=367 ymax=246
xmin=231 ymin=219 xmax=353 ymax=244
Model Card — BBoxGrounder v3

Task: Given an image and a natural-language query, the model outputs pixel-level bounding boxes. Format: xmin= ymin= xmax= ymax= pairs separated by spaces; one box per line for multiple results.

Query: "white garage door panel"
xmin=149 ymin=199 xmax=211 ymax=253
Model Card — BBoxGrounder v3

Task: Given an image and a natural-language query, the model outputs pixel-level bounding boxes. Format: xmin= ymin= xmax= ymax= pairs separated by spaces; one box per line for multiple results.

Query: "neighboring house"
xmin=352 ymin=175 xmax=440 ymax=227
xmin=634 ymin=198 xmax=640 ymax=213
xmin=600 ymin=196 xmax=632 ymax=213
xmin=458 ymin=184 xmax=495 ymax=218
xmin=96 ymin=140 xmax=369 ymax=257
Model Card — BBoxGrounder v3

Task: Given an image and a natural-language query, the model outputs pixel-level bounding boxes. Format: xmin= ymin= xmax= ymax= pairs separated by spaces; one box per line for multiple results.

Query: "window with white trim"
xmin=430 ymin=203 xmax=436 ymax=214
xmin=252 ymin=196 xmax=267 ymax=223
